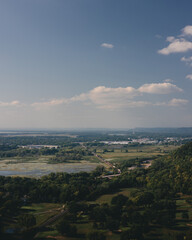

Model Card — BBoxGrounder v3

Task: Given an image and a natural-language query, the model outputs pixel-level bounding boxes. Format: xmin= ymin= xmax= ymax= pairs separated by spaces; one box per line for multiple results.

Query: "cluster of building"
xmin=101 ymin=136 xmax=192 ymax=145
xmin=101 ymin=138 xmax=158 ymax=145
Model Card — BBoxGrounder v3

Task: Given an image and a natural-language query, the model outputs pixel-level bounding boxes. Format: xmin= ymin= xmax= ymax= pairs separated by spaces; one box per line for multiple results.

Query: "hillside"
xmin=147 ymin=141 xmax=192 ymax=196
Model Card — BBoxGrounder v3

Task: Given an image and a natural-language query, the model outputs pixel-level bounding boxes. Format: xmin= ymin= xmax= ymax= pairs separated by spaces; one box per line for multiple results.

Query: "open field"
xmin=99 ymin=145 xmax=179 ymax=162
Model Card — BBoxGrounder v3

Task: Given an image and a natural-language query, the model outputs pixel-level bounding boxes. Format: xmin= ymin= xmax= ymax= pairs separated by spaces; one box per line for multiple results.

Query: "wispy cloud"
xmin=31 ymin=82 xmax=185 ymax=110
xmin=155 ymin=98 xmax=188 ymax=107
xmin=0 ymin=100 xmax=21 ymax=107
xmin=163 ymin=79 xmax=174 ymax=83
xmin=31 ymin=93 xmax=89 ymax=109
xmin=31 ymin=98 xmax=69 ymax=108
xmin=186 ymin=74 xmax=192 ymax=80
xmin=155 ymin=34 xmax=162 ymax=39
xmin=168 ymin=98 xmax=189 ymax=106
xmin=181 ymin=56 xmax=192 ymax=66
xmin=101 ymin=43 xmax=114 ymax=49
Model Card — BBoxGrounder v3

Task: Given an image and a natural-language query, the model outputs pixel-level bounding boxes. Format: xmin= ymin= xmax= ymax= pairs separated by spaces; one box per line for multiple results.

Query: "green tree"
xmin=87 ymin=231 xmax=106 ymax=240
xmin=56 ymin=219 xmax=77 ymax=237
xmin=18 ymin=214 xmax=36 ymax=229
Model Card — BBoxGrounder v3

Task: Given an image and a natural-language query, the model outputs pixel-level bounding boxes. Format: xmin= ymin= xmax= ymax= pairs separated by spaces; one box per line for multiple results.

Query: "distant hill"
xmin=133 ymin=127 xmax=192 ymax=135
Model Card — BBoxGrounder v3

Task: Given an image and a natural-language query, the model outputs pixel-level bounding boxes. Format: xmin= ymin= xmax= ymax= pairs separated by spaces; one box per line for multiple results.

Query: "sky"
xmin=0 ymin=0 xmax=192 ymax=129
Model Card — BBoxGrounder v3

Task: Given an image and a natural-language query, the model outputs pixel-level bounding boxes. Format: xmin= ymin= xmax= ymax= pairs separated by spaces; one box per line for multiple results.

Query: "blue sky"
xmin=0 ymin=0 xmax=192 ymax=129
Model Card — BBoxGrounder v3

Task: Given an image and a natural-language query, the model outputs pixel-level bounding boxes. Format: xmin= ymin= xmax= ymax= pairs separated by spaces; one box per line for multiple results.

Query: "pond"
xmin=0 ymin=160 xmax=99 ymax=178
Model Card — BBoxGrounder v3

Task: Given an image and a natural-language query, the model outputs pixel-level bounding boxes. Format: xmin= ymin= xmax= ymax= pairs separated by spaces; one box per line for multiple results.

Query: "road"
xmin=80 ymin=142 xmax=121 ymax=175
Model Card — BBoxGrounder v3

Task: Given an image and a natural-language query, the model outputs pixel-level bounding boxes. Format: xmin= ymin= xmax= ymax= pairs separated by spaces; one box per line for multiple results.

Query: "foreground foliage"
xmin=0 ymin=141 xmax=192 ymax=239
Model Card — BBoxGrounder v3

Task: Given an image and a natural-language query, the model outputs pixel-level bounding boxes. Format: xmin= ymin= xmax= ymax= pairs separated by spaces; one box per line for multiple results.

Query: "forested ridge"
xmin=147 ymin=141 xmax=192 ymax=195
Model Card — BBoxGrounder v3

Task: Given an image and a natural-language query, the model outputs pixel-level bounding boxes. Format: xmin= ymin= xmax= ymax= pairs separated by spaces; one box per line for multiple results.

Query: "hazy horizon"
xmin=0 ymin=127 xmax=191 ymax=132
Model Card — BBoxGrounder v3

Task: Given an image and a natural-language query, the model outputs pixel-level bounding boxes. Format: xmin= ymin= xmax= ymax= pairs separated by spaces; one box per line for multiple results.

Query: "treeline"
xmin=0 ymin=147 xmax=58 ymax=158
xmin=48 ymin=149 xmax=93 ymax=163
xmin=0 ymin=168 xmax=143 ymax=207
xmin=0 ymin=137 xmax=81 ymax=146
xmin=0 ymin=145 xmax=93 ymax=161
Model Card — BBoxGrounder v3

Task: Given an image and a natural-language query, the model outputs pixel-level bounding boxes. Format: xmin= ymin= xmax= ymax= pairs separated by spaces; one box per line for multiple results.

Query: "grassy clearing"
xmin=21 ymin=203 xmax=62 ymax=225
xmin=76 ymin=222 xmax=93 ymax=235
xmin=90 ymin=188 xmax=138 ymax=204
xmin=83 ymin=156 xmax=101 ymax=163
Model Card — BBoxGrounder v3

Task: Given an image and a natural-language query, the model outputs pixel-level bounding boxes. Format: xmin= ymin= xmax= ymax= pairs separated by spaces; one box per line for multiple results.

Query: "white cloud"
xmin=89 ymin=86 xmax=137 ymax=102
xmin=86 ymin=84 xmax=183 ymax=109
xmin=138 ymin=82 xmax=182 ymax=94
xmin=186 ymin=74 xmax=192 ymax=80
xmin=182 ymin=25 xmax=192 ymax=36
xmin=87 ymin=86 xmax=139 ymax=109
xmin=158 ymin=26 xmax=192 ymax=55
xmin=31 ymin=82 xmax=184 ymax=110
xmin=0 ymin=100 xmax=20 ymax=107
xmin=158 ymin=38 xmax=192 ymax=55
xmin=101 ymin=43 xmax=114 ymax=49
xmin=168 ymin=98 xmax=189 ymax=106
